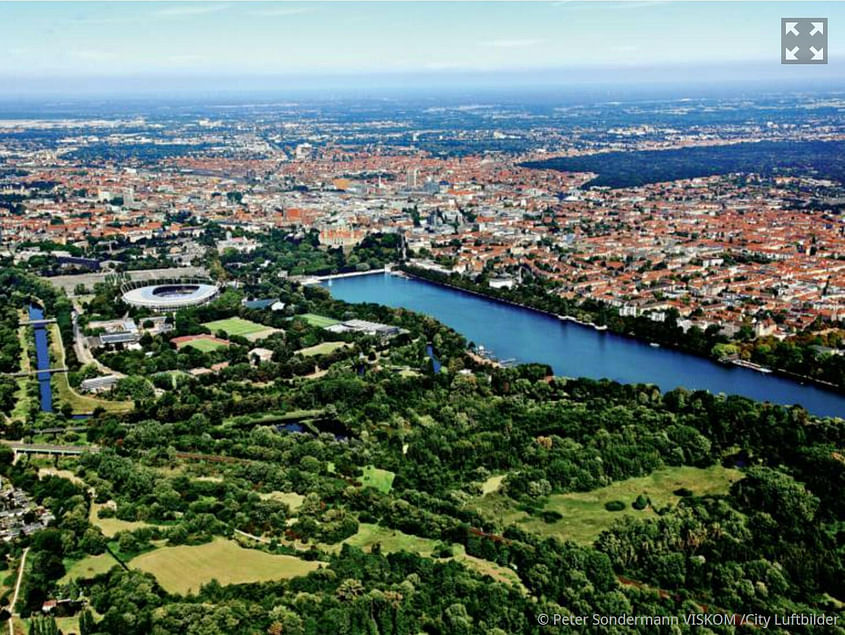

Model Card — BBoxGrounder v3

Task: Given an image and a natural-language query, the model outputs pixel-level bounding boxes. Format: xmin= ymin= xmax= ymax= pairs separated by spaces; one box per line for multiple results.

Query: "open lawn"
xmin=258 ymin=491 xmax=305 ymax=511
xmin=130 ymin=538 xmax=320 ymax=595
xmin=296 ymin=341 xmax=350 ymax=357
xmin=472 ymin=465 xmax=742 ymax=545
xmin=10 ymin=376 xmax=33 ymax=422
xmin=481 ymin=474 xmax=505 ymax=495
xmin=90 ymin=502 xmax=156 ymax=538
xmin=38 ymin=467 xmax=85 ymax=486
xmin=360 ymin=466 xmax=395 ymax=494
xmin=331 ymin=524 xmax=524 ymax=590
xmin=48 ymin=324 xmax=133 ymax=414
xmin=10 ymin=324 xmax=34 ymax=422
xmin=176 ymin=335 xmax=229 ymax=353
xmin=17 ymin=616 xmax=82 ymax=635
xmin=335 ymin=522 xmax=439 ymax=555
xmin=60 ymin=552 xmax=121 ymax=583
xmin=203 ymin=317 xmax=270 ymax=338
xmin=223 ymin=409 xmax=324 ymax=426
xmin=296 ymin=313 xmax=340 ymax=328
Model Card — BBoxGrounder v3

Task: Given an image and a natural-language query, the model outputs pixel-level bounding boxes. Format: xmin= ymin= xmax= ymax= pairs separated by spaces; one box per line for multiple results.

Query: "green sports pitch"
xmin=203 ymin=317 xmax=269 ymax=337
xmin=183 ymin=338 xmax=228 ymax=352
xmin=297 ymin=313 xmax=341 ymax=328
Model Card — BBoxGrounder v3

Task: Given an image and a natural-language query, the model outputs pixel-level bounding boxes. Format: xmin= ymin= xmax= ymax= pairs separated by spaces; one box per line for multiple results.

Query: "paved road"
xmin=234 ymin=528 xmax=270 ymax=544
xmin=71 ymin=308 xmax=120 ymax=376
xmin=8 ymin=547 xmax=28 ymax=635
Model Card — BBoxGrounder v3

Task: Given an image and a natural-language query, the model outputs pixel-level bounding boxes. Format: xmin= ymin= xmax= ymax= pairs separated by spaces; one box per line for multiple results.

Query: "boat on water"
xmin=730 ymin=359 xmax=773 ymax=374
xmin=650 ymin=342 xmax=660 ymax=348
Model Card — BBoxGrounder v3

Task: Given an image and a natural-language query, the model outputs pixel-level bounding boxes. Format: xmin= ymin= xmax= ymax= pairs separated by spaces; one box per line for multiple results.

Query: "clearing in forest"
xmin=472 ymin=465 xmax=742 ymax=545
xmin=129 ymin=538 xmax=320 ymax=595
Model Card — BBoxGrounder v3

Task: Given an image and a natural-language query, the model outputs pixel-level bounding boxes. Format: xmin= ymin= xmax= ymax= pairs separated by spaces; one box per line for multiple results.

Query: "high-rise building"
xmin=406 ymin=168 xmax=418 ymax=189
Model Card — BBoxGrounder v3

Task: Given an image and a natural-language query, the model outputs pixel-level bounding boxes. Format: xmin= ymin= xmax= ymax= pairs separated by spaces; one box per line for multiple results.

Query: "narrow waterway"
xmin=323 ymin=274 xmax=845 ymax=418
xmin=27 ymin=305 xmax=53 ymax=412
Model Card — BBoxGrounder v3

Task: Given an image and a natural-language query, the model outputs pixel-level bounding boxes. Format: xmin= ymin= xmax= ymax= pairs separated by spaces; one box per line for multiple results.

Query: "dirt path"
xmin=8 ymin=547 xmax=29 ymax=635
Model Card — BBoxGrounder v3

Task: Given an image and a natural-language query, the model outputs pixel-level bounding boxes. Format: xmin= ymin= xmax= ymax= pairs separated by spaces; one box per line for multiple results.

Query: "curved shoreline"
xmin=398 ymin=267 xmax=845 ymax=399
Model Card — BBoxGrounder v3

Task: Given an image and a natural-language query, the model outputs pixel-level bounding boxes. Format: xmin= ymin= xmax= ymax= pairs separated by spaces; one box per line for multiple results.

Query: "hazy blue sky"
xmin=2 ymin=1 xmax=843 ymax=94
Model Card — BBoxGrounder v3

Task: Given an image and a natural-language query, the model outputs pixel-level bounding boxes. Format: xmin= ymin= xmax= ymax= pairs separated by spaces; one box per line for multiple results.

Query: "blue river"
xmin=28 ymin=305 xmax=53 ymax=412
xmin=323 ymin=274 xmax=845 ymax=418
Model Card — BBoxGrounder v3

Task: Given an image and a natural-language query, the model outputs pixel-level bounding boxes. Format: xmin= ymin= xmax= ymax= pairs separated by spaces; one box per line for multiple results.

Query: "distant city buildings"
xmin=2 ymin=99 xmax=844 ymax=340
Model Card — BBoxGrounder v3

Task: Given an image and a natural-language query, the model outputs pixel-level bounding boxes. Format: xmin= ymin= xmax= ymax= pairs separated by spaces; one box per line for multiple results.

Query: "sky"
xmin=2 ymin=1 xmax=844 ymax=95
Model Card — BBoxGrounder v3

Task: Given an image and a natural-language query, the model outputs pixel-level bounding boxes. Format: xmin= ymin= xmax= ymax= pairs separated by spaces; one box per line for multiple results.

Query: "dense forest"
xmin=521 ymin=140 xmax=845 ymax=188
xmin=1 ymin=244 xmax=843 ymax=634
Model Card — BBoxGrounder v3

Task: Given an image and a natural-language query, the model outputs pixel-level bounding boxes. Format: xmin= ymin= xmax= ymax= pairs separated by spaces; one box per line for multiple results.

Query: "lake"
xmin=323 ymin=273 xmax=845 ymax=418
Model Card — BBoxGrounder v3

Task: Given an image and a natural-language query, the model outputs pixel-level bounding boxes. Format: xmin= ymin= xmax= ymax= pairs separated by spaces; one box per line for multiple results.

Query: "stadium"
xmin=121 ymin=279 xmax=219 ymax=312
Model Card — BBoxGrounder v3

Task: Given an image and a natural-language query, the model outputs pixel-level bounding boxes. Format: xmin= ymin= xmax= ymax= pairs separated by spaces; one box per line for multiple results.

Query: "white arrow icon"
xmin=785 ymin=46 xmax=800 ymax=60
xmin=810 ymin=46 xmax=825 ymax=60
xmin=785 ymin=21 xmax=799 ymax=36
xmin=810 ymin=22 xmax=824 ymax=36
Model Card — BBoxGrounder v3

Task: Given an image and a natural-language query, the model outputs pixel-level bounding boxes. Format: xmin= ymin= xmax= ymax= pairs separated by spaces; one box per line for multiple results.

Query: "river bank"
xmin=323 ymin=271 xmax=845 ymax=417
xmin=399 ymin=266 xmax=844 ymax=398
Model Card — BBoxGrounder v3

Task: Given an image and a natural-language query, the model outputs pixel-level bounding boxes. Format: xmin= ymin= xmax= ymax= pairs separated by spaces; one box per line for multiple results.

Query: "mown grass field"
xmin=331 ymin=524 xmax=524 ymax=590
xmin=297 ymin=341 xmax=350 ymax=357
xmin=258 ymin=491 xmax=305 ymax=511
xmin=480 ymin=475 xmax=505 ymax=495
xmin=16 ymin=616 xmax=83 ymax=635
xmin=90 ymin=502 xmax=157 ymax=538
xmin=129 ymin=538 xmax=320 ymax=595
xmin=37 ymin=467 xmax=85 ymax=486
xmin=203 ymin=317 xmax=269 ymax=338
xmin=296 ymin=313 xmax=340 ymax=328
xmin=360 ymin=466 xmax=395 ymax=494
xmin=182 ymin=338 xmax=229 ymax=352
xmin=60 ymin=552 xmax=121 ymax=583
xmin=11 ymin=323 xmax=34 ymax=422
xmin=336 ymin=522 xmax=438 ymax=555
xmin=472 ymin=465 xmax=742 ymax=545
xmin=48 ymin=324 xmax=133 ymax=414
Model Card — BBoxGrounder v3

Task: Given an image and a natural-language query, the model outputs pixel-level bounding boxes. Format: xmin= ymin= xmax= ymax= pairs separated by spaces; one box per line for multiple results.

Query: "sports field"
xmin=172 ymin=334 xmax=230 ymax=352
xmin=203 ymin=317 xmax=268 ymax=336
xmin=129 ymin=538 xmax=320 ymax=595
xmin=297 ymin=313 xmax=340 ymax=328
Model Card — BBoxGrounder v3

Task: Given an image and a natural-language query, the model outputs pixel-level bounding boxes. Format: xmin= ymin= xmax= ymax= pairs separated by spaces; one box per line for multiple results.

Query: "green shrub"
xmin=604 ymin=500 xmax=626 ymax=512
xmin=632 ymin=494 xmax=650 ymax=510
xmin=540 ymin=510 xmax=563 ymax=523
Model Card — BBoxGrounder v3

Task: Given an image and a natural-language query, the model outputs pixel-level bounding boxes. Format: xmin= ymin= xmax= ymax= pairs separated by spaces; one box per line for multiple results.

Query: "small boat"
xmin=649 ymin=342 xmax=660 ymax=348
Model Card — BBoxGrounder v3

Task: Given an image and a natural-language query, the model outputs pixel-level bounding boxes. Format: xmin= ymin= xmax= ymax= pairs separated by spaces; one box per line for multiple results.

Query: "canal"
xmin=323 ymin=273 xmax=845 ymax=418
xmin=27 ymin=305 xmax=53 ymax=412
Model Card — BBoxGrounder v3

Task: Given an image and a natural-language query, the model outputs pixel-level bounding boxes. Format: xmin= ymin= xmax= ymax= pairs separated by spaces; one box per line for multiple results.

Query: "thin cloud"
xmin=168 ymin=54 xmax=206 ymax=64
xmin=69 ymin=49 xmax=116 ymax=62
xmin=249 ymin=7 xmax=313 ymax=17
xmin=154 ymin=4 xmax=229 ymax=18
xmin=480 ymin=39 xmax=543 ymax=49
